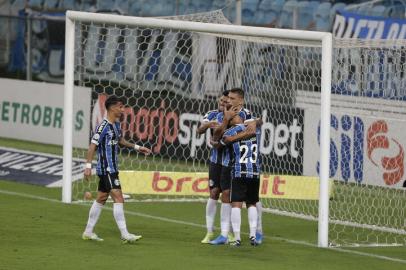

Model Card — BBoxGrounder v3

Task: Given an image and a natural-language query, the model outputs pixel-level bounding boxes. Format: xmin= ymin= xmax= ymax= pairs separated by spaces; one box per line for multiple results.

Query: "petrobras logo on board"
xmin=313 ymin=113 xmax=405 ymax=187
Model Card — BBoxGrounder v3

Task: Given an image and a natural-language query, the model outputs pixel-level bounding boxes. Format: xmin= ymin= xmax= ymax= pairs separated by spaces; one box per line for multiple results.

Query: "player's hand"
xmin=223 ymin=136 xmax=232 ymax=144
xmin=208 ymin=121 xmax=219 ymax=129
xmin=210 ymin=139 xmax=221 ymax=148
xmin=245 ymin=121 xmax=257 ymax=135
xmin=139 ymin=146 xmax=152 ymax=155
xmin=84 ymin=168 xmax=92 ymax=180
xmin=224 ymin=106 xmax=237 ymax=121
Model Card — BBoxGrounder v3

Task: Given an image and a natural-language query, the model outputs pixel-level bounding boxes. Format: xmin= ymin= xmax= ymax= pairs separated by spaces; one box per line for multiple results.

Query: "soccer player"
xmin=197 ymin=91 xmax=229 ymax=244
xmin=210 ymin=88 xmax=263 ymax=245
xmin=220 ymin=118 xmax=261 ymax=246
xmin=82 ymin=95 xmax=152 ymax=243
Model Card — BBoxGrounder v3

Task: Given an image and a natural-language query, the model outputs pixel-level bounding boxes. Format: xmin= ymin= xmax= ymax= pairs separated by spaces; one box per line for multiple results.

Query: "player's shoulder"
xmin=239 ymin=107 xmax=254 ymax=121
xmin=239 ymin=107 xmax=252 ymax=116
xmin=95 ymin=119 xmax=109 ymax=133
xmin=207 ymin=109 xmax=220 ymax=117
xmin=241 ymin=107 xmax=251 ymax=114
xmin=203 ymin=110 xmax=219 ymax=121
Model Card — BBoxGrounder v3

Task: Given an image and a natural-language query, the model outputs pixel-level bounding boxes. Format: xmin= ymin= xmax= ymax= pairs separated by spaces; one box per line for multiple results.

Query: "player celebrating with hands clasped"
xmin=82 ymin=95 xmax=151 ymax=243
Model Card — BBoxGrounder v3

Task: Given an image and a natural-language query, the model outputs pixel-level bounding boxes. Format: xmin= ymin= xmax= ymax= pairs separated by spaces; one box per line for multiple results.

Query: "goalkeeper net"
xmin=65 ymin=10 xmax=406 ymax=247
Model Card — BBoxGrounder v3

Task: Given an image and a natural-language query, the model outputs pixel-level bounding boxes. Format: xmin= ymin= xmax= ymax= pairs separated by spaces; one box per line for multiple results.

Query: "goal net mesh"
xmin=70 ymin=11 xmax=406 ymax=247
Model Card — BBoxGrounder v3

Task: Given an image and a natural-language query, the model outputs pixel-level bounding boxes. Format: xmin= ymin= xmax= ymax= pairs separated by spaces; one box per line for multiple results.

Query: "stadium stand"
xmin=297 ymin=1 xmax=318 ymax=29
xmin=277 ymin=0 xmax=298 ymax=28
xmin=242 ymin=0 xmax=259 ymax=24
xmin=314 ymin=2 xmax=332 ymax=31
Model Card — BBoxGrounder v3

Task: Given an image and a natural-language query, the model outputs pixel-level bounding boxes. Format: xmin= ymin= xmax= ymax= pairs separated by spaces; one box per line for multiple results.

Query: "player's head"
xmin=218 ymin=90 xmax=229 ymax=112
xmin=227 ymin=87 xmax=244 ymax=109
xmin=105 ymin=96 xmax=125 ymax=118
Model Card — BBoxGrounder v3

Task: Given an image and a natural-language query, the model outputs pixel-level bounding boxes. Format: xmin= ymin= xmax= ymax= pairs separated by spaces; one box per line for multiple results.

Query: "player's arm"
xmin=197 ymin=121 xmax=218 ymax=134
xmin=119 ymin=137 xmax=152 ymax=155
xmin=221 ymin=128 xmax=256 ymax=145
xmin=231 ymin=117 xmax=261 ymax=141
xmin=84 ymin=143 xmax=97 ymax=179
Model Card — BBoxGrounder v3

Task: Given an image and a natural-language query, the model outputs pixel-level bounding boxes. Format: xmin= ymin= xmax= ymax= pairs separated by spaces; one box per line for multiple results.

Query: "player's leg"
xmin=202 ymin=163 xmax=221 ymax=243
xmin=108 ymin=173 xmax=141 ymax=243
xmin=210 ymin=166 xmax=232 ymax=245
xmin=230 ymin=177 xmax=246 ymax=246
xmin=82 ymin=175 xmax=109 ymax=241
xmin=255 ymin=200 xmax=263 ymax=244
xmin=246 ymin=177 xmax=260 ymax=246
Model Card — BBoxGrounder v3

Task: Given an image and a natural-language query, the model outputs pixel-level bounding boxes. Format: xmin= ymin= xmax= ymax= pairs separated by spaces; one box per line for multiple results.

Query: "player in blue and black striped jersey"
xmin=221 ymin=120 xmax=261 ymax=246
xmin=82 ymin=96 xmax=151 ymax=244
xmin=210 ymin=88 xmax=263 ymax=245
xmin=197 ymin=91 xmax=229 ymax=244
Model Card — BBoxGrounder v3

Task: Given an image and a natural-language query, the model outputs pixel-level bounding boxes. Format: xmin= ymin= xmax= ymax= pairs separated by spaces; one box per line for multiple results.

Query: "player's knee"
xmin=96 ymin=193 xmax=108 ymax=204
xmin=210 ymin=188 xmax=220 ymax=200
xmin=221 ymin=190 xmax=230 ymax=203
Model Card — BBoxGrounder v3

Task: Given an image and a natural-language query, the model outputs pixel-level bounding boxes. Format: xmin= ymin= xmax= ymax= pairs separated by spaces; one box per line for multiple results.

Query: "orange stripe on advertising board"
xmin=120 ymin=171 xmax=333 ymax=200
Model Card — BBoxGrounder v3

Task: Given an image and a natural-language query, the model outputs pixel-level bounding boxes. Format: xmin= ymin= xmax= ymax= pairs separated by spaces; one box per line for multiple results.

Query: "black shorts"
xmin=231 ymin=177 xmax=260 ymax=205
xmin=208 ymin=162 xmax=222 ymax=190
xmin=98 ymin=172 xmax=121 ymax=193
xmin=220 ymin=166 xmax=232 ymax=191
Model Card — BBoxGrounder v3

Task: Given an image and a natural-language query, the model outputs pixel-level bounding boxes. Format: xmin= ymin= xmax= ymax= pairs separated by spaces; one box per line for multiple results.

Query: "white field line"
xmin=1 ymin=189 xmax=406 ymax=265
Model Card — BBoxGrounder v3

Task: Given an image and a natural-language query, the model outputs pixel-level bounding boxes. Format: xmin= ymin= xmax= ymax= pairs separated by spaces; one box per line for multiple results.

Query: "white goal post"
xmin=62 ymin=10 xmax=333 ymax=248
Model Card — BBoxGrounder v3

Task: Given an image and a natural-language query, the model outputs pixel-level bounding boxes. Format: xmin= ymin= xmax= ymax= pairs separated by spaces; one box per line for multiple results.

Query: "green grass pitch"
xmin=1 ymin=137 xmax=406 ymax=269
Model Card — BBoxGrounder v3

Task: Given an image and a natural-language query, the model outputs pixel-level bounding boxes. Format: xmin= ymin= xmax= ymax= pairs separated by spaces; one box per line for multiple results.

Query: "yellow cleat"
xmin=201 ymin=232 xmax=214 ymax=244
xmin=228 ymin=232 xmax=236 ymax=244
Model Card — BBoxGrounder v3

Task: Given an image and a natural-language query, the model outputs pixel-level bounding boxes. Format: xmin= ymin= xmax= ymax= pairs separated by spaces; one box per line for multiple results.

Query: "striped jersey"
xmin=202 ymin=110 xmax=222 ymax=164
xmin=217 ymin=108 xmax=253 ymax=167
xmin=91 ymin=118 xmax=121 ymax=175
xmin=221 ymin=124 xmax=261 ymax=178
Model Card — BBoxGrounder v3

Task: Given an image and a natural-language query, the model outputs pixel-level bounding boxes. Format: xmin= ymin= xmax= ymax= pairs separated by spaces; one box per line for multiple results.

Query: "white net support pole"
xmin=62 ymin=15 xmax=75 ymax=204
xmin=318 ymin=34 xmax=333 ymax=248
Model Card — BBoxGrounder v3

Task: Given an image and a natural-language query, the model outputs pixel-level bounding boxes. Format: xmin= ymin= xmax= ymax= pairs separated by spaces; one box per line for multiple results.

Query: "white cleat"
xmin=82 ymin=232 xmax=104 ymax=242
xmin=121 ymin=233 xmax=142 ymax=244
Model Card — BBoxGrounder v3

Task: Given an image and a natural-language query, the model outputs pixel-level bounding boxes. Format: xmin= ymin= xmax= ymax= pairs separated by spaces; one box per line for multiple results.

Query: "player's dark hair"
xmin=105 ymin=96 xmax=125 ymax=110
xmin=229 ymin=87 xmax=244 ymax=98
xmin=222 ymin=90 xmax=229 ymax=96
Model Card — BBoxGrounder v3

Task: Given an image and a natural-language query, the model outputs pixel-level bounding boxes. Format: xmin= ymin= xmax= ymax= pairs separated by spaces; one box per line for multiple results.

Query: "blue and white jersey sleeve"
xmin=202 ymin=110 xmax=219 ymax=122
xmin=239 ymin=108 xmax=254 ymax=122
xmin=91 ymin=120 xmax=109 ymax=146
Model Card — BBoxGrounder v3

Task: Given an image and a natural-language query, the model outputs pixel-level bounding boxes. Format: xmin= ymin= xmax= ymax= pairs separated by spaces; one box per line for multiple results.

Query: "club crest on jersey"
xmin=209 ymin=179 xmax=214 ymax=187
xmin=114 ymin=179 xmax=120 ymax=186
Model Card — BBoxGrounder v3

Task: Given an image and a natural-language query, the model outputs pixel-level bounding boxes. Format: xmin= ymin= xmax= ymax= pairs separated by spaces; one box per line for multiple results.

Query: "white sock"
xmin=256 ymin=201 xmax=263 ymax=234
xmin=205 ymin=198 xmax=217 ymax=233
xmin=248 ymin=206 xmax=258 ymax=238
xmin=84 ymin=201 xmax=103 ymax=235
xmin=113 ymin=203 xmax=129 ymax=237
xmin=220 ymin=203 xmax=231 ymax=237
xmin=231 ymin=207 xmax=241 ymax=241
